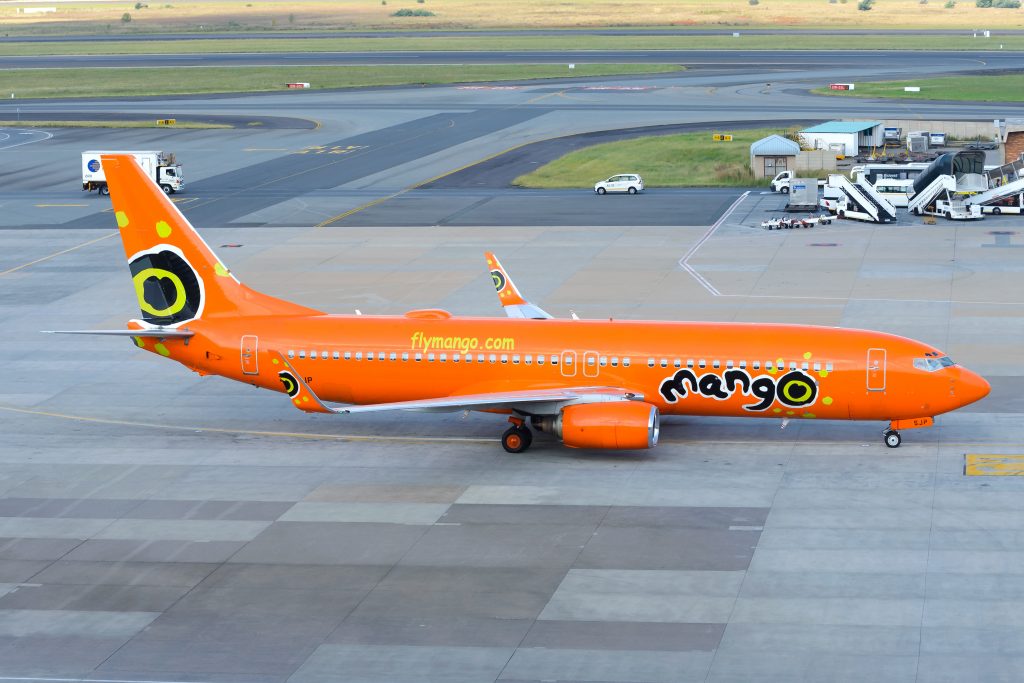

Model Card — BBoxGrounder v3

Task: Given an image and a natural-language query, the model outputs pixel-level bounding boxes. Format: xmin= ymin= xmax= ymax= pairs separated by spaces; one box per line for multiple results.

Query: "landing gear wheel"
xmin=501 ymin=426 xmax=532 ymax=453
xmin=883 ymin=430 xmax=902 ymax=448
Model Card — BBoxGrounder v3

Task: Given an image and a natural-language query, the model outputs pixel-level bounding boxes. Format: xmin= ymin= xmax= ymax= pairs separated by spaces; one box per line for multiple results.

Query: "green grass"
xmin=812 ymin=74 xmax=1024 ymax=102
xmin=3 ymin=34 xmax=1024 ymax=56
xmin=1 ymin=64 xmax=683 ymax=99
xmin=0 ymin=120 xmax=230 ymax=128
xmin=515 ymin=128 xmax=789 ymax=188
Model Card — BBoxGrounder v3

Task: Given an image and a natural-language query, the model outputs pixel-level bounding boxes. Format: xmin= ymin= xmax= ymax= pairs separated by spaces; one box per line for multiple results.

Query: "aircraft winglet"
xmin=484 ymin=252 xmax=552 ymax=320
xmin=268 ymin=350 xmax=343 ymax=415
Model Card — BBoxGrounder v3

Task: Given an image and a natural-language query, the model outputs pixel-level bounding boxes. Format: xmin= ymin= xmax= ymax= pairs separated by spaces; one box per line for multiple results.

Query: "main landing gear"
xmin=501 ymin=417 xmax=533 ymax=453
xmin=883 ymin=429 xmax=902 ymax=449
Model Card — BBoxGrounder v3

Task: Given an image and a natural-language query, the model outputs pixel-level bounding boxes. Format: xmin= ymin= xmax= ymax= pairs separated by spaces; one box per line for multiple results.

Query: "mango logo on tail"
xmin=128 ymin=245 xmax=204 ymax=326
xmin=278 ymin=371 xmax=299 ymax=398
xmin=491 ymin=269 xmax=506 ymax=293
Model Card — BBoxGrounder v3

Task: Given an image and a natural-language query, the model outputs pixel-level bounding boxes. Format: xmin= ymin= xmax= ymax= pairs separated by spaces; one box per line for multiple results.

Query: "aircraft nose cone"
xmin=959 ymin=368 xmax=991 ymax=407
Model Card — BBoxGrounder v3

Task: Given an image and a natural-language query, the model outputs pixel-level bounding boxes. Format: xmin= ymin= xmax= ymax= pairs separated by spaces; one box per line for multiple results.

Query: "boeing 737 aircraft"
xmin=55 ymin=154 xmax=990 ymax=452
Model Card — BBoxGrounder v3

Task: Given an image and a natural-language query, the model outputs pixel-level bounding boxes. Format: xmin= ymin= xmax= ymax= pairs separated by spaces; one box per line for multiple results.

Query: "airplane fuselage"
xmin=140 ymin=313 xmax=986 ymax=426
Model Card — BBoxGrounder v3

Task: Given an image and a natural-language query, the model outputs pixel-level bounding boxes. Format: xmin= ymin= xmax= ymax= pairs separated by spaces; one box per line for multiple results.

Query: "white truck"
xmin=770 ymin=170 xmax=826 ymax=194
xmin=82 ymin=151 xmax=184 ymax=196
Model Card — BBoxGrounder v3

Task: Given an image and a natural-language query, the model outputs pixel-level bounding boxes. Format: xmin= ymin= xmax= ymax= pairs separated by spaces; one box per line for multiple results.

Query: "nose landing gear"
xmin=501 ymin=417 xmax=533 ymax=453
xmin=883 ymin=429 xmax=902 ymax=448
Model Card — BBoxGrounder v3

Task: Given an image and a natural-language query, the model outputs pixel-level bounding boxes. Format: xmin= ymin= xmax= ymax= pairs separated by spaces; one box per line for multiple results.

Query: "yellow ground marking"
xmin=965 ymin=454 xmax=1024 ymax=476
xmin=0 ymin=404 xmax=495 ymax=445
xmin=0 ymin=232 xmax=117 ymax=277
xmin=169 ymin=197 xmax=199 ymax=205
xmin=35 ymin=203 xmax=87 ymax=208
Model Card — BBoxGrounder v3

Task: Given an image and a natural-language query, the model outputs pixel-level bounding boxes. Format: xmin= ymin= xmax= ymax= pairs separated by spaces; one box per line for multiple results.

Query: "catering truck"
xmin=82 ymin=151 xmax=184 ymax=196
xmin=770 ymin=170 xmax=826 ymax=194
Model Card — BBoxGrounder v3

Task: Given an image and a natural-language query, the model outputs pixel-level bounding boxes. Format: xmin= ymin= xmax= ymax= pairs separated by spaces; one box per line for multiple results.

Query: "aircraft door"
xmin=866 ymin=347 xmax=886 ymax=391
xmin=560 ymin=350 xmax=577 ymax=377
xmin=583 ymin=351 xmax=600 ymax=378
xmin=241 ymin=335 xmax=259 ymax=375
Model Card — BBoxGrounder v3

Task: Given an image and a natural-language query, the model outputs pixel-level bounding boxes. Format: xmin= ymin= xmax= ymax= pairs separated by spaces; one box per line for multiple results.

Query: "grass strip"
xmin=515 ymin=128 xmax=795 ymax=188
xmin=2 ymin=34 xmax=1024 ymax=57
xmin=2 ymin=64 xmax=682 ymax=99
xmin=811 ymin=74 xmax=1024 ymax=102
xmin=0 ymin=120 xmax=231 ymax=128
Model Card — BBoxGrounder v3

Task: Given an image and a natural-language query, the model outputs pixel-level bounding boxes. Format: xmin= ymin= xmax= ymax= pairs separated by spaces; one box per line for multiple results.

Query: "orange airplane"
xmin=51 ymin=154 xmax=991 ymax=452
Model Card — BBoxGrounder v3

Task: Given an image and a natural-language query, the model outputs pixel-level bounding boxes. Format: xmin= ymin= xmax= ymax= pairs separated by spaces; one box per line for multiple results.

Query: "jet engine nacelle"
xmin=535 ymin=402 xmax=660 ymax=450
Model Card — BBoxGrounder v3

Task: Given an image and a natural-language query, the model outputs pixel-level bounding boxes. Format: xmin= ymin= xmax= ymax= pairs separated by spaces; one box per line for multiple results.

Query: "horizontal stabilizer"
xmin=43 ymin=328 xmax=194 ymax=338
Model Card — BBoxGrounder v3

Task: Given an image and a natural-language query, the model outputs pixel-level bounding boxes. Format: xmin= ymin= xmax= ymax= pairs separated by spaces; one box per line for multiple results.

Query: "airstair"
xmin=908 ymin=175 xmax=956 ymax=215
xmin=825 ymin=174 xmax=897 ymax=223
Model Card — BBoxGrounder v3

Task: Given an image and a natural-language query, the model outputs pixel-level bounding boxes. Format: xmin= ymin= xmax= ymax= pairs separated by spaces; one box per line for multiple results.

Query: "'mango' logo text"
xmin=659 ymin=367 xmax=817 ymax=412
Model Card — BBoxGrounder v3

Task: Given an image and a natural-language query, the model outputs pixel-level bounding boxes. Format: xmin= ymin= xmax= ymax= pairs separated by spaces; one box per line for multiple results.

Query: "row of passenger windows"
xmin=284 ymin=349 xmax=833 ymax=373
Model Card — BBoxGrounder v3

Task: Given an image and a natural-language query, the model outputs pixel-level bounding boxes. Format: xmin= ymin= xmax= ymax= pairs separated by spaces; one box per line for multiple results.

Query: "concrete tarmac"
xmin=3 ymin=57 xmax=1024 ymax=682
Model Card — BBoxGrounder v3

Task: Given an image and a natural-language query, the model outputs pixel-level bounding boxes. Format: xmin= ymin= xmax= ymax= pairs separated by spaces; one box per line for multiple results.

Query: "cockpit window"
xmin=914 ymin=356 xmax=955 ymax=372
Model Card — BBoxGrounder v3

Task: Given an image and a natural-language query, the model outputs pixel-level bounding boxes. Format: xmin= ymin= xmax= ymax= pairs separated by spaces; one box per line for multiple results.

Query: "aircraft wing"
xmin=269 ymin=351 xmax=640 ymax=415
xmin=485 ymin=251 xmax=553 ymax=320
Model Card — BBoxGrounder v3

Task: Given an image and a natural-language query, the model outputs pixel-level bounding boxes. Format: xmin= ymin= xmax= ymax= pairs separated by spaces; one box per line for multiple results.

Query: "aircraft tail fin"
xmin=102 ymin=153 xmax=321 ymax=327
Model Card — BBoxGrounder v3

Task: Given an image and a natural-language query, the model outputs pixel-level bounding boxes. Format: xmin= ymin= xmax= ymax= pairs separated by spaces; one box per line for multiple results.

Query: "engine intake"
xmin=535 ymin=401 xmax=659 ymax=450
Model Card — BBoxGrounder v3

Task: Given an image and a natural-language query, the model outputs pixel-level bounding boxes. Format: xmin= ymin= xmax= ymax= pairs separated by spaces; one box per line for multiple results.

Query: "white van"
xmin=594 ymin=174 xmax=644 ymax=195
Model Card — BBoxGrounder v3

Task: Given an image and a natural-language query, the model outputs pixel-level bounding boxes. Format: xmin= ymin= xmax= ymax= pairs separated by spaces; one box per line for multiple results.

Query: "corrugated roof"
xmin=801 ymin=121 xmax=881 ymax=134
xmin=749 ymin=134 xmax=800 ymax=156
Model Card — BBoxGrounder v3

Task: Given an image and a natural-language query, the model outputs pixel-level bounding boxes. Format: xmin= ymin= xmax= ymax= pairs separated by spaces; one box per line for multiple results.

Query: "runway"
xmin=2 ymin=50 xmax=1024 ymax=682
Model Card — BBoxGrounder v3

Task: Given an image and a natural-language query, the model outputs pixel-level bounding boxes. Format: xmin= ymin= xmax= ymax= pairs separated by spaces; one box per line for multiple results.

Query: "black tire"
xmin=596 ymin=187 xmax=606 ymax=195
xmin=912 ymin=207 xmax=921 ymax=216
xmin=884 ymin=430 xmax=902 ymax=449
xmin=98 ymin=185 xmax=110 ymax=196
xmin=945 ymin=211 xmax=952 ymax=219
xmin=160 ymin=184 xmax=172 ymax=195
xmin=993 ymin=207 xmax=1001 ymax=215
xmin=628 ymin=187 xmax=637 ymax=195
xmin=501 ymin=426 xmax=532 ymax=453
xmin=838 ymin=210 xmax=845 ymax=219
xmin=781 ymin=186 xmax=790 ymax=194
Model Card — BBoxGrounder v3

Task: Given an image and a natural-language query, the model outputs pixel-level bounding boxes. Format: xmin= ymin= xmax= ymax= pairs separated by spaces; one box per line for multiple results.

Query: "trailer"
xmin=82 ymin=151 xmax=184 ymax=196
xmin=761 ymin=215 xmax=833 ymax=230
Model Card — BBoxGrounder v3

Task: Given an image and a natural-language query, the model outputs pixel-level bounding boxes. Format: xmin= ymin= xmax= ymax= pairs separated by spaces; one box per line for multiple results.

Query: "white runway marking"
xmin=678 ymin=190 xmax=750 ymax=296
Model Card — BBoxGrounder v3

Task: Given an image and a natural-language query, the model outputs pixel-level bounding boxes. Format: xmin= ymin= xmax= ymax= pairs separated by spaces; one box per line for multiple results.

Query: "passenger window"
xmin=501 ymin=355 xmax=508 ymax=364
xmin=428 ymin=353 xmax=435 ymax=362
xmin=739 ymin=361 xmax=747 ymax=369
xmin=513 ymin=355 xmax=520 ymax=364
xmin=825 ymin=362 xmax=833 ymax=371
xmin=355 ymin=352 xmax=362 ymax=361
xmin=552 ymin=356 xmax=559 ymax=365
xmin=333 ymin=351 xmax=340 ymax=360
xmin=537 ymin=355 xmax=544 ymax=365
xmin=766 ymin=361 xmax=773 ymax=370
xmin=309 ymin=350 xmax=316 ymax=359
xmin=390 ymin=352 xmax=397 ymax=361
xmin=299 ymin=350 xmax=306 ymax=359
xmin=564 ymin=356 xmax=572 ymax=365
xmin=648 ymin=358 xmax=655 ymax=368
xmin=525 ymin=355 xmax=532 ymax=365
xmin=801 ymin=362 xmax=808 ymax=371
xmin=790 ymin=362 xmax=797 ymax=370
xmin=477 ymin=354 xmax=485 ymax=363
xmin=588 ymin=357 xmax=596 ymax=366
xmin=440 ymin=353 xmax=447 ymax=362
xmin=713 ymin=360 xmax=720 ymax=369
xmin=726 ymin=360 xmax=734 ymax=369
xmin=813 ymin=362 xmax=821 ymax=372
xmin=366 ymin=352 xmax=373 ymax=362
xmin=599 ymin=357 xmax=607 ymax=367
xmin=288 ymin=350 xmax=295 ymax=359
xmin=687 ymin=360 xmax=694 ymax=368
xmin=453 ymin=354 xmax=460 ymax=363
xmin=489 ymin=354 xmax=497 ymax=363
xmin=344 ymin=351 xmax=351 ymax=360
xmin=753 ymin=361 xmax=760 ymax=370
xmin=699 ymin=360 xmax=706 ymax=369
xmin=401 ymin=352 xmax=408 ymax=361
xmin=623 ymin=358 xmax=630 ymax=367
xmin=611 ymin=357 xmax=619 ymax=367
xmin=660 ymin=359 xmax=667 ymax=368
xmin=322 ymin=351 xmax=329 ymax=360
xmin=415 ymin=353 xmax=422 ymax=362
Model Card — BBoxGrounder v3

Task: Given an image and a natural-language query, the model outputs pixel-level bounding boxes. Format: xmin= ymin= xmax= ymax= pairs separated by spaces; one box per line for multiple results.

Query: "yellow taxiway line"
xmin=0 ymin=232 xmax=117 ymax=277
xmin=964 ymin=454 xmax=1024 ymax=476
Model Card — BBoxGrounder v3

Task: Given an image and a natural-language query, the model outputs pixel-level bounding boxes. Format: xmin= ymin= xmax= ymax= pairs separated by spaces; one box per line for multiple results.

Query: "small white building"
xmin=799 ymin=121 xmax=883 ymax=156
xmin=749 ymin=134 xmax=800 ymax=179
